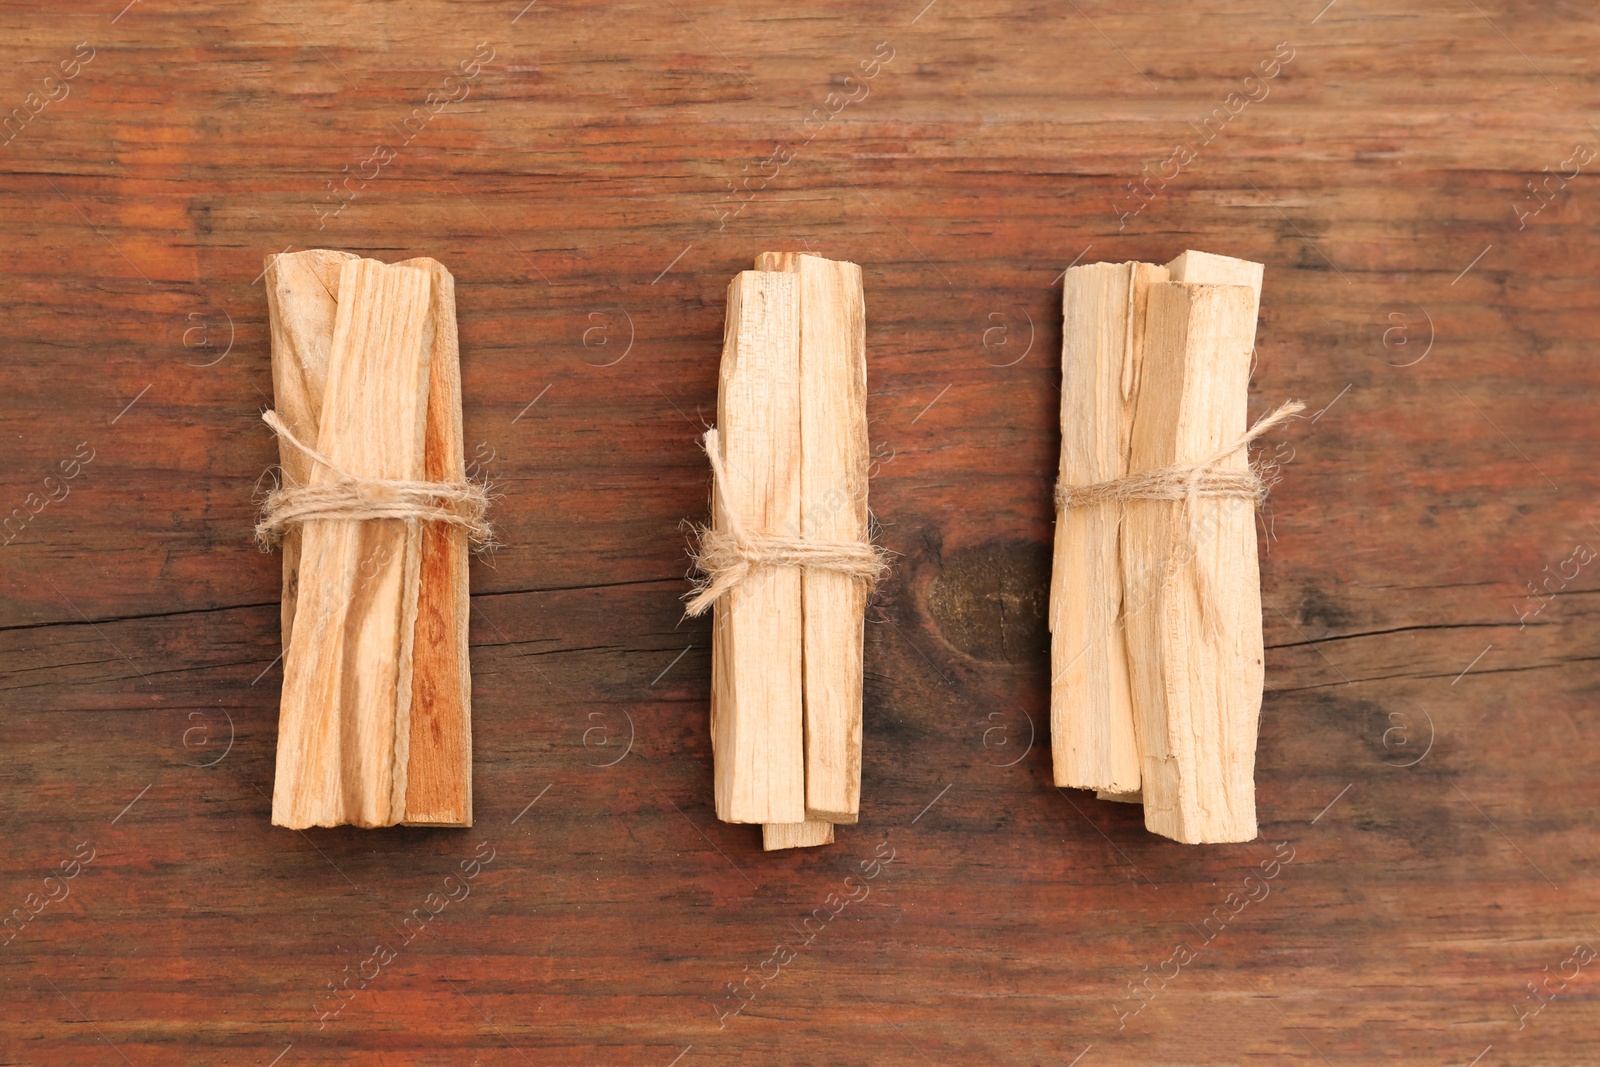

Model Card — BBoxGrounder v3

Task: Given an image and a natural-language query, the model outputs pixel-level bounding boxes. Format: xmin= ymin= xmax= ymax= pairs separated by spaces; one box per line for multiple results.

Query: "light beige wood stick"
xmin=753 ymin=253 xmax=836 ymax=852
xmin=264 ymin=249 xmax=357 ymax=650
xmin=1121 ymin=280 xmax=1262 ymax=844
xmin=710 ymin=269 xmax=807 ymax=825
xmin=762 ymin=820 xmax=835 ymax=851
xmin=756 ymin=251 xmax=869 ymax=832
xmin=1049 ymin=260 xmax=1165 ymax=794
xmin=272 ymin=258 xmax=435 ymax=829
xmin=396 ymin=257 xmax=473 ymax=827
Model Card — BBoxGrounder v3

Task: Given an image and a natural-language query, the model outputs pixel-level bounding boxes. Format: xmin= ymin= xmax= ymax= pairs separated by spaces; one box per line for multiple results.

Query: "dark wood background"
xmin=2 ymin=1 xmax=1597 ymax=1063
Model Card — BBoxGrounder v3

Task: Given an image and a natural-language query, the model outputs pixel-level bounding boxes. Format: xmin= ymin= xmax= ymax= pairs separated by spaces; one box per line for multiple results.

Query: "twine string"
xmin=1053 ymin=399 xmax=1304 ymax=512
xmin=685 ymin=427 xmax=887 ymax=617
xmin=255 ymin=409 xmax=493 ymax=548
xmin=1054 ymin=398 xmax=1304 ymax=637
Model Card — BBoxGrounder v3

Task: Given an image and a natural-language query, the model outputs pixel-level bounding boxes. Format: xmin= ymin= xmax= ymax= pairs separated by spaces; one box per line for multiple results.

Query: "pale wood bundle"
xmin=263 ymin=250 xmax=474 ymax=829
xmin=264 ymin=249 xmax=355 ymax=649
xmin=699 ymin=252 xmax=874 ymax=850
xmin=1051 ymin=250 xmax=1274 ymax=844
xmin=1121 ymin=280 xmax=1263 ymax=844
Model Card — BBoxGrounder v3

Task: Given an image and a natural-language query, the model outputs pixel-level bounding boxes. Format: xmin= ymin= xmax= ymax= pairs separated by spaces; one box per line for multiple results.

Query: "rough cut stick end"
xmin=396 ymin=256 xmax=473 ymax=828
xmin=763 ymin=820 xmax=836 ymax=851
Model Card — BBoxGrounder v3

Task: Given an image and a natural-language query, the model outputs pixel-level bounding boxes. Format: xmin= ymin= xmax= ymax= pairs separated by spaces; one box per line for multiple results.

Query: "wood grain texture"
xmin=272 ymin=256 xmax=434 ymax=829
xmin=1122 ymin=280 xmax=1263 ymax=843
xmin=1166 ymin=248 xmax=1264 ymax=322
xmin=264 ymin=248 xmax=356 ymax=648
xmin=267 ymin=251 xmax=472 ymax=828
xmin=396 ymin=255 xmax=474 ymax=827
xmin=1050 ymin=260 xmax=1164 ymax=794
xmin=2 ymin=2 xmax=1599 ymax=1063
xmin=753 ymin=250 xmax=869 ymax=845
xmin=711 ymin=269 xmax=806 ymax=824
xmin=795 ymin=253 xmax=869 ymax=823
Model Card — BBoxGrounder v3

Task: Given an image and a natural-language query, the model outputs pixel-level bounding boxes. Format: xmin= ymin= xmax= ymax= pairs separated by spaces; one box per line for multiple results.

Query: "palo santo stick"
xmin=763 ymin=820 xmax=835 ymax=851
xmin=754 ymin=252 xmax=802 ymax=272
xmin=753 ymin=254 xmax=834 ymax=851
xmin=1049 ymin=261 xmax=1166 ymax=794
xmin=396 ymin=257 xmax=472 ymax=826
xmin=1121 ymin=281 xmax=1262 ymax=844
xmin=264 ymin=249 xmax=357 ymax=649
xmin=710 ymin=269 xmax=807 ymax=825
xmin=758 ymin=251 xmax=869 ymax=826
xmin=272 ymin=258 xmax=435 ymax=829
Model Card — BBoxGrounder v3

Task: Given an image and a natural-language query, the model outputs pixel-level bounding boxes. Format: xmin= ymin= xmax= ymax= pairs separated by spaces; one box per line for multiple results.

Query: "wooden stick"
xmin=762 ymin=820 xmax=835 ymax=851
xmin=396 ymin=257 xmax=473 ymax=827
xmin=710 ymin=269 xmax=807 ymax=825
xmin=264 ymin=249 xmax=357 ymax=650
xmin=1049 ymin=261 xmax=1165 ymax=794
xmin=1121 ymin=280 xmax=1262 ymax=843
xmin=271 ymin=258 xmax=435 ymax=829
xmin=753 ymin=252 xmax=802 ymax=272
xmin=758 ymin=251 xmax=869 ymax=826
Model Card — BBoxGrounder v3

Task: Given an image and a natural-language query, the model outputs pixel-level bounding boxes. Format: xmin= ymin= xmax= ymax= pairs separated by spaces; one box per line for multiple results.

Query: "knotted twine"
xmin=684 ymin=427 xmax=887 ymax=617
xmin=254 ymin=410 xmax=493 ymax=549
xmin=1054 ymin=398 xmax=1304 ymax=634
xmin=1053 ymin=399 xmax=1304 ymax=514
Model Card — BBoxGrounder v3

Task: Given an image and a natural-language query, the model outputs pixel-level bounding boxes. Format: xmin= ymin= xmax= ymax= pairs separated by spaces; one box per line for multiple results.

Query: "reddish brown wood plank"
xmin=0 ymin=2 xmax=1598 ymax=1064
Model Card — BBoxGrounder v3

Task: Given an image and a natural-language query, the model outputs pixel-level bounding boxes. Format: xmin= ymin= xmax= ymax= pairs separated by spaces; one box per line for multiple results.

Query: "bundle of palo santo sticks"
xmin=687 ymin=251 xmax=884 ymax=851
xmin=259 ymin=250 xmax=487 ymax=830
xmin=1049 ymin=250 xmax=1300 ymax=844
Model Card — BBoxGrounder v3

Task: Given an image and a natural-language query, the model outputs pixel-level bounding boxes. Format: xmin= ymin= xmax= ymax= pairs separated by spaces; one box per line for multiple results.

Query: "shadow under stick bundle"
xmin=687 ymin=252 xmax=881 ymax=852
xmin=1051 ymin=250 xmax=1298 ymax=844
xmin=259 ymin=250 xmax=483 ymax=829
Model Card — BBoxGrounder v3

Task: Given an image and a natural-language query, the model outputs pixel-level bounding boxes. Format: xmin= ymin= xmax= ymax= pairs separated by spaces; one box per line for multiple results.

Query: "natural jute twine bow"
xmin=255 ymin=410 xmax=494 ymax=549
xmin=684 ymin=427 xmax=887 ymax=617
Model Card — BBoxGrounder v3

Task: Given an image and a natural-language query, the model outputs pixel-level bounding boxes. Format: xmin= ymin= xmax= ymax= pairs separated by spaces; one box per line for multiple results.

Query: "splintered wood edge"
xmin=266 ymin=250 xmax=475 ymax=830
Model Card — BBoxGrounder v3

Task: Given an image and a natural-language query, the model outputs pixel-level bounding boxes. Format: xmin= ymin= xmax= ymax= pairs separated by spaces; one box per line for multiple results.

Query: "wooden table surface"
xmin=3 ymin=1 xmax=1597 ymax=1063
